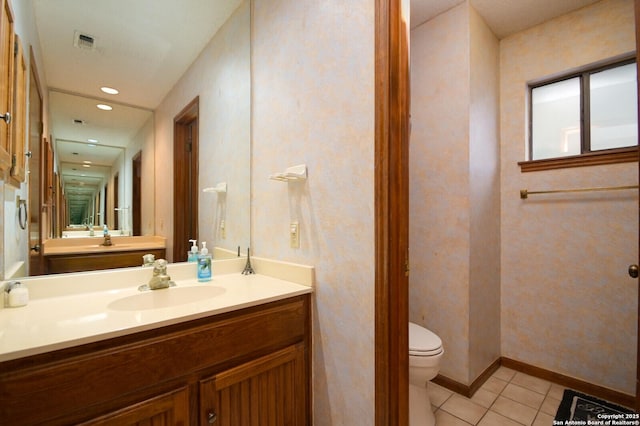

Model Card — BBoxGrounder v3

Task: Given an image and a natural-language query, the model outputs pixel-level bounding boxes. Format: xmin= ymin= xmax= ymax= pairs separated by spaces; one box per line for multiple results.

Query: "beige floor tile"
xmin=501 ymin=383 xmax=545 ymax=409
xmin=493 ymin=367 xmax=517 ymax=382
xmin=441 ymin=394 xmax=488 ymax=425
xmin=478 ymin=411 xmax=522 ymax=426
xmin=547 ymin=384 xmax=566 ymax=400
xmin=533 ymin=411 xmax=555 ymax=426
xmin=435 ymin=409 xmax=474 ymax=426
xmin=481 ymin=376 xmax=509 ymax=395
xmin=540 ymin=394 xmax=561 ymax=416
xmin=471 ymin=388 xmax=499 ymax=409
xmin=511 ymin=372 xmax=551 ymax=395
xmin=428 ymin=381 xmax=454 ymax=407
xmin=491 ymin=396 xmax=538 ymax=426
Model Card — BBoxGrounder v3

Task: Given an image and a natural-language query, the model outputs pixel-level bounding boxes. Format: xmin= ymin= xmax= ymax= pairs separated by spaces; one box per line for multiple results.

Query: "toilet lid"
xmin=409 ymin=322 xmax=443 ymax=356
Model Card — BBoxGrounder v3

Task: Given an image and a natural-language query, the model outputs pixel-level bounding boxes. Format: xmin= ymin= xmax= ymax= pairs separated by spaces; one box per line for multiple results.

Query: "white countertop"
xmin=0 ymin=258 xmax=313 ymax=363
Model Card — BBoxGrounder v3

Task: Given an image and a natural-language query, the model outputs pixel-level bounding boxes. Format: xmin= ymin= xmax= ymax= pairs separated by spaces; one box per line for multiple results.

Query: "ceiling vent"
xmin=73 ymin=119 xmax=85 ymax=125
xmin=73 ymin=31 xmax=96 ymax=50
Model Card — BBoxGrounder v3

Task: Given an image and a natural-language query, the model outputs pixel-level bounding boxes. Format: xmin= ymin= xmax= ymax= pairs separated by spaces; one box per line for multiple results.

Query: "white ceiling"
xmin=33 ymin=0 xmax=242 ymax=109
xmin=410 ymin=0 xmax=601 ymax=38
xmin=32 ymin=0 xmax=242 ymax=194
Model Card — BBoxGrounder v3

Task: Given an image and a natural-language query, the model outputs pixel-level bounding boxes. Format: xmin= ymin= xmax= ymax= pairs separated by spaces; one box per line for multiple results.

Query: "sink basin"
xmin=108 ymin=286 xmax=226 ymax=311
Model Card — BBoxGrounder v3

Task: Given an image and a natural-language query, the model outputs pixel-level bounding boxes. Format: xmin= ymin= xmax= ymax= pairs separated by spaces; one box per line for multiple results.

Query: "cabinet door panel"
xmin=0 ymin=0 xmax=15 ymax=172
xmin=9 ymin=33 xmax=26 ymax=184
xmin=201 ymin=344 xmax=307 ymax=426
xmin=78 ymin=387 xmax=189 ymax=426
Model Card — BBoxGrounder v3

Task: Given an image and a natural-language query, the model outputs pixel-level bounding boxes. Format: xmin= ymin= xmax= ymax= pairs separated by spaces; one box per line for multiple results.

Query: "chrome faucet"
xmin=146 ymin=259 xmax=175 ymax=290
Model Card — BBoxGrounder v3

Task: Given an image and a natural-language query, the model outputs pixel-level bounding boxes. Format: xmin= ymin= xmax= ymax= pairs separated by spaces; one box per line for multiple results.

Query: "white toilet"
xmin=409 ymin=322 xmax=444 ymax=426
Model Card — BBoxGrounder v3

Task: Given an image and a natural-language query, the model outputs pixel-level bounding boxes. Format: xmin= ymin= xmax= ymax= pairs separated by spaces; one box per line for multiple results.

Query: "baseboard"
xmin=501 ymin=357 xmax=635 ymax=409
xmin=432 ymin=358 xmax=501 ymax=398
xmin=433 ymin=357 xmax=635 ymax=409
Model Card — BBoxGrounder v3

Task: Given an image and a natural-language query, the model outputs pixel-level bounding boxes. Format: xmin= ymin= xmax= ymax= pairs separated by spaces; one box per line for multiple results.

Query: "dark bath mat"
xmin=555 ymin=389 xmax=637 ymax=423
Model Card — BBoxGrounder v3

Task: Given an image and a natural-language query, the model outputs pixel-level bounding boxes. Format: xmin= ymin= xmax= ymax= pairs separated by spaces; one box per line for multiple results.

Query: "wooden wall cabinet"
xmin=9 ymin=33 xmax=26 ymax=185
xmin=0 ymin=295 xmax=311 ymax=425
xmin=0 ymin=0 xmax=15 ymax=174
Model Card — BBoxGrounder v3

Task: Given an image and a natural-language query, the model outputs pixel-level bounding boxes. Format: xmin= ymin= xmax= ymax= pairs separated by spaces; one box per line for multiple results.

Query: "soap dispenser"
xmin=5 ymin=281 xmax=29 ymax=308
xmin=197 ymin=242 xmax=212 ymax=282
xmin=103 ymin=223 xmax=109 ymax=236
xmin=187 ymin=239 xmax=199 ymax=262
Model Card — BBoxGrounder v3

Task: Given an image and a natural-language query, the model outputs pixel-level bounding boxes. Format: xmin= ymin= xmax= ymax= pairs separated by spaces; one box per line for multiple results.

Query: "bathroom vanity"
xmin=0 ymin=258 xmax=313 ymax=425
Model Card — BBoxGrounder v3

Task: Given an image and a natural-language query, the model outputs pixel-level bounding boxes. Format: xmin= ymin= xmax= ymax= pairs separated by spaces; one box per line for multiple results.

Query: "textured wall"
xmin=251 ymin=0 xmax=375 ymax=423
xmin=410 ymin=3 xmax=472 ymax=384
xmin=125 ymin=116 xmax=155 ymax=236
xmin=468 ymin=4 xmax=501 ymax=382
xmin=154 ymin=2 xmax=251 ymax=260
xmin=500 ymin=0 xmax=638 ymax=394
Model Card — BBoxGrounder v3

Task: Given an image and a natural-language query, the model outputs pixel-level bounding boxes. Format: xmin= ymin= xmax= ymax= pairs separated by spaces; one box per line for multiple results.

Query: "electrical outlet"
xmin=290 ymin=221 xmax=300 ymax=248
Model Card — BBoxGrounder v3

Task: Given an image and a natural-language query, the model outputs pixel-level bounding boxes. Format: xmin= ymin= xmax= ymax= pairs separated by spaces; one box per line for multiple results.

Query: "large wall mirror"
xmin=15 ymin=0 xmax=251 ymax=276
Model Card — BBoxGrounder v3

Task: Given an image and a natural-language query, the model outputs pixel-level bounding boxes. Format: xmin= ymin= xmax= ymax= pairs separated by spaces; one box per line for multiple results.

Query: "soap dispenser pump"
xmin=187 ymin=239 xmax=199 ymax=262
xmin=197 ymin=242 xmax=212 ymax=282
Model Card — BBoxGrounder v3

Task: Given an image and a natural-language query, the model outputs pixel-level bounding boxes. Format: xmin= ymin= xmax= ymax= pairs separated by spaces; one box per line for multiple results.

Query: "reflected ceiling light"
xmin=96 ymin=104 xmax=113 ymax=111
xmin=100 ymin=86 xmax=119 ymax=95
xmin=82 ymin=164 xmax=91 ymax=168
xmin=87 ymin=144 xmax=96 ymax=148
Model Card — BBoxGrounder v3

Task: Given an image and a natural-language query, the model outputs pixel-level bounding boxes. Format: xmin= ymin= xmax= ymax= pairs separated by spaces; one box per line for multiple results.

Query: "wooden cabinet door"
xmin=0 ymin=0 xmax=15 ymax=173
xmin=200 ymin=344 xmax=308 ymax=426
xmin=9 ymin=33 xmax=26 ymax=184
xmin=78 ymin=387 xmax=190 ymax=426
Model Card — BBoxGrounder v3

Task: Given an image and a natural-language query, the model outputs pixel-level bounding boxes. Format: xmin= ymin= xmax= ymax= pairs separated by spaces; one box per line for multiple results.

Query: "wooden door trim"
xmin=375 ymin=0 xmax=410 ymax=424
xmin=635 ymin=0 xmax=640 ymax=413
xmin=173 ymin=96 xmax=199 ymax=262
xmin=27 ymin=46 xmax=44 ymax=275
xmin=132 ymin=151 xmax=142 ymax=236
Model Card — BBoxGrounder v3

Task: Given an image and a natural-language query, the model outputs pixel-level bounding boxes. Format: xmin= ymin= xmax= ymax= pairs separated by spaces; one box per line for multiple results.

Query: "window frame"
xmin=519 ymin=53 xmax=638 ymax=172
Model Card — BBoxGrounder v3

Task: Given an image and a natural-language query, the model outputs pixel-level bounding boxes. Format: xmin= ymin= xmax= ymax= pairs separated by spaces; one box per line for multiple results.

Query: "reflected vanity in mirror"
xmin=6 ymin=0 xmax=251 ymax=278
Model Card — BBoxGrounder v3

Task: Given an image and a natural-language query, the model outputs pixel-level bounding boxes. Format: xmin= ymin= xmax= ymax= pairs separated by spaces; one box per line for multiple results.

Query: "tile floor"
xmin=427 ymin=366 xmax=565 ymax=425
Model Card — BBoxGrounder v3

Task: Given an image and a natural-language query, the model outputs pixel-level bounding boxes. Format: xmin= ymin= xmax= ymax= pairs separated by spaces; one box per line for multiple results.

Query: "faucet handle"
xmin=142 ymin=253 xmax=156 ymax=266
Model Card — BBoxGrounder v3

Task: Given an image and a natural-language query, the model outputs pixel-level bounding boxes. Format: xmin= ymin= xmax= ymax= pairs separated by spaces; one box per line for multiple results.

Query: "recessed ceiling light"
xmin=88 ymin=138 xmax=98 ymax=143
xmin=100 ymin=86 xmax=119 ymax=95
xmin=96 ymin=104 xmax=112 ymax=111
xmin=83 ymin=160 xmax=92 ymax=164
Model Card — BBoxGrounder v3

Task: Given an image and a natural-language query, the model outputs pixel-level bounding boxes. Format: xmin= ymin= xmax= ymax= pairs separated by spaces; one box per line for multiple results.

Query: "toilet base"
xmin=409 ymin=382 xmax=435 ymax=426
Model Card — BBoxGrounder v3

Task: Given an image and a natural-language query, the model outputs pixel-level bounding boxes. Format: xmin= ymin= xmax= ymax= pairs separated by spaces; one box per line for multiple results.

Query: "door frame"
xmin=634 ymin=0 xmax=640 ymax=413
xmin=375 ymin=0 xmax=410 ymax=424
xmin=132 ymin=150 xmax=142 ymax=236
xmin=173 ymin=97 xmax=199 ymax=262
xmin=27 ymin=47 xmax=44 ymax=276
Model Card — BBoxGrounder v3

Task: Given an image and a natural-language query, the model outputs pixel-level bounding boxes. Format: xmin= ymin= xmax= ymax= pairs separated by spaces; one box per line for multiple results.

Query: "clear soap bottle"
xmin=187 ymin=239 xmax=199 ymax=262
xmin=197 ymin=242 xmax=212 ymax=282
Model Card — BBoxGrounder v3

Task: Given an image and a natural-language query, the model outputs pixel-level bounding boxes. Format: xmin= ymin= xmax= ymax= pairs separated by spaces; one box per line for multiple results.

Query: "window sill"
xmin=518 ymin=147 xmax=638 ymax=172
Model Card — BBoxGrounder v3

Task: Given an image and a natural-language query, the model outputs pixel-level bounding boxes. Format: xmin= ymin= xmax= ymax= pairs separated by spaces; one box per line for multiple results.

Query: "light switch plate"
xmin=290 ymin=221 xmax=300 ymax=248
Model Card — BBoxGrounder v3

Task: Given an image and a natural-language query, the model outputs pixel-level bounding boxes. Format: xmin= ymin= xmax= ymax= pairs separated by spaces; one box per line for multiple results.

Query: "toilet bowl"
xmin=409 ymin=322 xmax=444 ymax=426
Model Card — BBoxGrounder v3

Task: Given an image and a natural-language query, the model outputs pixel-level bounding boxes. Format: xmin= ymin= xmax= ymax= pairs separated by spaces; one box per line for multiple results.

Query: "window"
xmin=525 ymin=57 xmax=637 ymax=170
